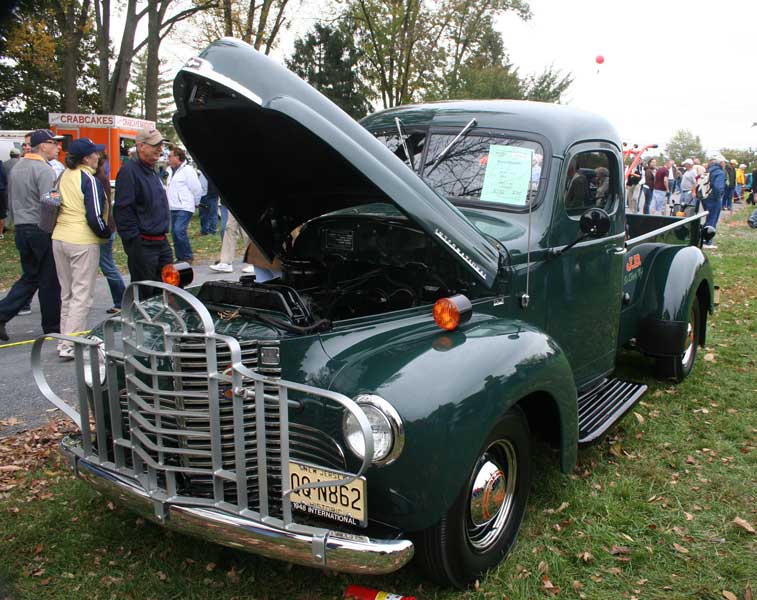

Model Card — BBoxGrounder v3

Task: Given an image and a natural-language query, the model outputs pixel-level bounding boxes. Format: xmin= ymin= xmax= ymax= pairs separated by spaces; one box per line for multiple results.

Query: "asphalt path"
xmin=0 ymin=263 xmax=239 ymax=437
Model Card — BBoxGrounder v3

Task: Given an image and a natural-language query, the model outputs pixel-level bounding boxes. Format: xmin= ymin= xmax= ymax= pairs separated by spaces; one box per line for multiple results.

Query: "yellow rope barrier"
xmin=0 ymin=330 xmax=92 ymax=350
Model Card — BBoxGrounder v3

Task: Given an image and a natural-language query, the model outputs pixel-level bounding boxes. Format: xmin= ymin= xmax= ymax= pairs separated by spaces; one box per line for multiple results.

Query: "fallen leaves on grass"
xmin=722 ymin=591 xmax=738 ymax=600
xmin=732 ymin=517 xmax=756 ymax=534
xmin=673 ymin=543 xmax=689 ymax=554
xmin=0 ymin=418 xmax=77 ymax=499
xmin=541 ymin=576 xmax=560 ymax=596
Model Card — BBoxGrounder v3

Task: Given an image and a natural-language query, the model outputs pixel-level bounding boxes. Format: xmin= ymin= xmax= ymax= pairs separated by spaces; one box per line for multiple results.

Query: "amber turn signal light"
xmin=433 ymin=294 xmax=472 ymax=331
xmin=161 ymin=262 xmax=194 ymax=288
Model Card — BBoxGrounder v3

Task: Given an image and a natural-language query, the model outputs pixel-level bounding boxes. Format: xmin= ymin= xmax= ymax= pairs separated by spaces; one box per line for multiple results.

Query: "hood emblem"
xmin=435 ymin=228 xmax=487 ymax=281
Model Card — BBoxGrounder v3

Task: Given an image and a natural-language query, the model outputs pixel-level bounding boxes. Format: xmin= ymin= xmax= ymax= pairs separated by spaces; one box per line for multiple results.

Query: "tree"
xmin=0 ymin=0 xmax=99 ymax=128
xmin=665 ymin=129 xmax=704 ymax=164
xmin=522 ymin=65 xmax=572 ymax=103
xmin=347 ymin=0 xmax=445 ymax=108
xmin=437 ymin=0 xmax=530 ymax=97
xmin=126 ymin=51 xmax=177 ymax=141
xmin=427 ymin=24 xmax=523 ymax=101
xmin=192 ymin=0 xmax=291 ymax=52
xmin=286 ymin=22 xmax=371 ymax=119
xmin=347 ymin=0 xmax=545 ymax=108
xmin=93 ymin=0 xmax=211 ymax=116
xmin=49 ymin=0 xmax=93 ymax=112
xmin=718 ymin=147 xmax=757 ymax=170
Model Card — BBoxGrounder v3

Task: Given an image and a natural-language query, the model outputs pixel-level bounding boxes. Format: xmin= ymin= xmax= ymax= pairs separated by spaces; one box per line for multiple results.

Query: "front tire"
xmin=655 ymin=297 xmax=702 ymax=382
xmin=415 ymin=406 xmax=531 ymax=588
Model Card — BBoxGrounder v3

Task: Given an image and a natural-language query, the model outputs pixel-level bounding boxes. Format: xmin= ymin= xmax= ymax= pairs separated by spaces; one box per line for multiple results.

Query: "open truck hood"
xmin=173 ymin=38 xmax=501 ymax=287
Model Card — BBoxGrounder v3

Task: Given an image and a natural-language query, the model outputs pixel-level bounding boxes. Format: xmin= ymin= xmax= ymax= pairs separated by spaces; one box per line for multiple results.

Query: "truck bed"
xmin=626 ymin=213 xmax=704 ymax=248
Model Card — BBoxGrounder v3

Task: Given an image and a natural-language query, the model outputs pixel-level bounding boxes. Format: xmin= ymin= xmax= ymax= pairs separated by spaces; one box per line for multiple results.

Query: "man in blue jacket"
xmin=702 ymin=155 xmax=726 ymax=248
xmin=114 ymin=127 xmax=173 ymax=284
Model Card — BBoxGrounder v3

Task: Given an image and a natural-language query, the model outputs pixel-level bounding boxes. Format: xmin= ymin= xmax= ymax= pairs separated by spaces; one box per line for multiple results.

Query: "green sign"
xmin=480 ymin=145 xmax=534 ymax=205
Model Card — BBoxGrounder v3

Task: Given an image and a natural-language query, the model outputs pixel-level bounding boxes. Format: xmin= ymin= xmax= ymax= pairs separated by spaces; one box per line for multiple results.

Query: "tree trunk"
xmin=52 ymin=0 xmax=92 ymax=112
xmin=222 ymin=0 xmax=233 ymax=36
xmin=94 ymin=0 xmax=111 ymax=113
xmin=144 ymin=0 xmax=163 ymax=121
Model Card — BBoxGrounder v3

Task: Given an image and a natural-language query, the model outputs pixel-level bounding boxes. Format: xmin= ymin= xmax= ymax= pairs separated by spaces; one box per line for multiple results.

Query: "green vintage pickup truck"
xmin=33 ymin=38 xmax=715 ymax=588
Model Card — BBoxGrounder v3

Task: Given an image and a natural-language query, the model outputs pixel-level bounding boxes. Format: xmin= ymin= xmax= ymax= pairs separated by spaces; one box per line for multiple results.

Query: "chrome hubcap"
xmin=466 ymin=440 xmax=517 ymax=551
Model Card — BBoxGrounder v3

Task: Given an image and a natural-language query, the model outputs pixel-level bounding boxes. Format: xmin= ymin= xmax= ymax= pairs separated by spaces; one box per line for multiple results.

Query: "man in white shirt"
xmin=166 ymin=146 xmax=202 ymax=263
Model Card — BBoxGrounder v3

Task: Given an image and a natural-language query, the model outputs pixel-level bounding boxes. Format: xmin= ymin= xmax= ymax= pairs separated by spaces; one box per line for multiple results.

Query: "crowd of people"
xmin=625 ymin=154 xmax=751 ymax=248
xmin=0 ymin=126 xmax=264 ymax=355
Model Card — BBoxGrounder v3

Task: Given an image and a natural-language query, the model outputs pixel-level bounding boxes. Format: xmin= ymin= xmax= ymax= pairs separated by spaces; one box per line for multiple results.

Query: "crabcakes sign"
xmin=49 ymin=113 xmax=156 ymax=130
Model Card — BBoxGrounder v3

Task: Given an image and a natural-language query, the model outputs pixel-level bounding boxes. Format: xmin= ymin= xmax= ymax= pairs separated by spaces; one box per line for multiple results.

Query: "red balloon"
xmin=595 ymin=55 xmax=605 ymax=65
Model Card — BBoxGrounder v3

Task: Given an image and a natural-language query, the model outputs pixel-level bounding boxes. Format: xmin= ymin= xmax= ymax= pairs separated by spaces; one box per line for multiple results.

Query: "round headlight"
xmin=342 ymin=394 xmax=404 ymax=466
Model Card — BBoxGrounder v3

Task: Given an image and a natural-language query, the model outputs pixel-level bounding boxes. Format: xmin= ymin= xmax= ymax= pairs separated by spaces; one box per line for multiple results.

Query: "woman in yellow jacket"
xmin=736 ymin=164 xmax=746 ymax=202
xmin=52 ymin=138 xmax=111 ymax=359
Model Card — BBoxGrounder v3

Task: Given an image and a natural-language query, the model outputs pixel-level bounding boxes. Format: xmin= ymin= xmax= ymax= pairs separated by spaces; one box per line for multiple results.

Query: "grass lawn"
xmin=0 ymin=208 xmax=754 ymax=600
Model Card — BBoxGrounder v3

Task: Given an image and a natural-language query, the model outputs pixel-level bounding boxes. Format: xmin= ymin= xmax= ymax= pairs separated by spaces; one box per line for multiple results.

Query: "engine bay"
xmin=197 ymin=206 xmax=481 ymax=329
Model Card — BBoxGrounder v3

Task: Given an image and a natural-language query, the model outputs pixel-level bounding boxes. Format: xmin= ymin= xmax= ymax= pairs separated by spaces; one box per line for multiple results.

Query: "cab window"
xmin=564 ymin=151 xmax=615 ymax=216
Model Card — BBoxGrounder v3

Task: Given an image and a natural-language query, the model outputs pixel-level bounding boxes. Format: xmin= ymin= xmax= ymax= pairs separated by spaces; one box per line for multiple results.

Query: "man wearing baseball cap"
xmin=0 ymin=129 xmax=63 ymax=341
xmin=114 ymin=127 xmax=173 ymax=284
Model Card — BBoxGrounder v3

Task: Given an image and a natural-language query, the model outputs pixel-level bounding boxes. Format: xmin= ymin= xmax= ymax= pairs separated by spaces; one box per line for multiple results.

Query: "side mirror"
xmin=551 ymin=207 xmax=612 ymax=258
xmin=579 ymin=207 xmax=611 ymax=238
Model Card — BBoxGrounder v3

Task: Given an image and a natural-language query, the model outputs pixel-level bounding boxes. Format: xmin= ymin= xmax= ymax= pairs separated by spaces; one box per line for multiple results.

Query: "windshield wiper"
xmin=425 ymin=118 xmax=477 ymax=176
xmin=394 ymin=117 xmax=415 ymax=171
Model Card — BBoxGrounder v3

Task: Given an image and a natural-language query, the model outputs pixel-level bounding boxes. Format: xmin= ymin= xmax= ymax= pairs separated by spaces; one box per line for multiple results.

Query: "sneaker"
xmin=18 ymin=307 xmax=31 ymax=316
xmin=703 ymin=244 xmax=718 ymax=250
xmin=0 ymin=322 xmax=7 ymax=342
xmin=58 ymin=346 xmax=75 ymax=360
xmin=241 ymin=264 xmax=255 ymax=274
xmin=209 ymin=262 xmax=233 ymax=273
xmin=106 ymin=306 xmax=122 ymax=314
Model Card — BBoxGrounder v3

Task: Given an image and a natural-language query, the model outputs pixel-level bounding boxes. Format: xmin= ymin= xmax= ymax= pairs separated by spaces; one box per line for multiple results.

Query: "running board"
xmin=577 ymin=379 xmax=647 ymax=444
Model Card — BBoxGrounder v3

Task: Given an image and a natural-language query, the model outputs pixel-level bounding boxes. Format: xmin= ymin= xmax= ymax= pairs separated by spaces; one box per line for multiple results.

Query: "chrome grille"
xmin=34 ymin=281 xmax=374 ymax=529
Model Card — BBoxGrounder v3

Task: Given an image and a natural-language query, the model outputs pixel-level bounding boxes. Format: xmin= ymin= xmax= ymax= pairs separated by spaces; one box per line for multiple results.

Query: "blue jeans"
xmin=99 ymin=232 xmax=126 ymax=307
xmin=704 ymin=191 xmax=723 ymax=229
xmin=0 ymin=224 xmax=60 ymax=332
xmin=199 ymin=194 xmax=218 ymax=234
xmin=220 ymin=204 xmax=229 ymax=239
xmin=170 ymin=210 xmax=194 ymax=261
xmin=722 ymin=185 xmax=733 ymax=209
xmin=642 ymin=186 xmax=652 ymax=214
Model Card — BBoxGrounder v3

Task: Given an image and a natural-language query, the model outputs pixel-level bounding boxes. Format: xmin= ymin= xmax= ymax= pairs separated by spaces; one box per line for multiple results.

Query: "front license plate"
xmin=288 ymin=461 xmax=367 ymax=527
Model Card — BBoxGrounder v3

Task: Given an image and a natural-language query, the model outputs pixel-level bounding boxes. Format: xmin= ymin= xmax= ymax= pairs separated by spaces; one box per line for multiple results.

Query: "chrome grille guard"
xmin=31 ymin=281 xmax=375 ymax=527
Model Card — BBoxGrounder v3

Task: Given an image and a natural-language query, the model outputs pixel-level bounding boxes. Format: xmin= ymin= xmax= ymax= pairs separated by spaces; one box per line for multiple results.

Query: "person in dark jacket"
xmin=723 ymin=159 xmax=736 ymax=211
xmin=642 ymin=158 xmax=657 ymax=214
xmin=703 ymin=156 xmax=726 ymax=246
xmin=114 ymin=127 xmax=173 ymax=283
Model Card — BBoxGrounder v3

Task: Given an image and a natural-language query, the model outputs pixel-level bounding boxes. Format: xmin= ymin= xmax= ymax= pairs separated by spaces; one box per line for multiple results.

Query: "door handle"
xmin=611 ymin=247 xmax=626 ymax=255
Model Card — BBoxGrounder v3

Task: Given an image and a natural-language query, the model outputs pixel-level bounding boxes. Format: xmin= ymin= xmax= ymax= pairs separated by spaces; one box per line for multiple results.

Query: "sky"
xmin=496 ymin=0 xmax=757 ymax=154
xmin=147 ymin=0 xmax=757 ymax=155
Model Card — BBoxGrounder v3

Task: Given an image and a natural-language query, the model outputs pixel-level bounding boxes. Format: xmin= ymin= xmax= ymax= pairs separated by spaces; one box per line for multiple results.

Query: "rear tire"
xmin=414 ymin=405 xmax=531 ymax=588
xmin=655 ymin=298 xmax=702 ymax=382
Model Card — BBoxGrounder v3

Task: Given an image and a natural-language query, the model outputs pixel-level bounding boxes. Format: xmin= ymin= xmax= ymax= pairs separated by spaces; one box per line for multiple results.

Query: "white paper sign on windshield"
xmin=480 ymin=145 xmax=534 ymax=205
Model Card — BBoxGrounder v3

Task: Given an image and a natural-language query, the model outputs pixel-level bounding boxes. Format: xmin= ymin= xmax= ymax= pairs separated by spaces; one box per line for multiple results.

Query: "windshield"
xmin=422 ymin=132 xmax=544 ymax=207
xmin=371 ymin=128 xmax=545 ymax=209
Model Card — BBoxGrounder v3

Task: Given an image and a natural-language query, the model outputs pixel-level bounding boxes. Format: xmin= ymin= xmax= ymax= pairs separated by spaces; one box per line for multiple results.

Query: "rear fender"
xmin=327 ymin=317 xmax=577 ymax=532
xmin=635 ymin=245 xmax=713 ymax=356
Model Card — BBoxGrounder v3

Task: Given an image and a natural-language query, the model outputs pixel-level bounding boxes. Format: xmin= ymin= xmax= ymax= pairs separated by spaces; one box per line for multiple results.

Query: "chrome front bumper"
xmin=61 ymin=436 xmax=414 ymax=575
